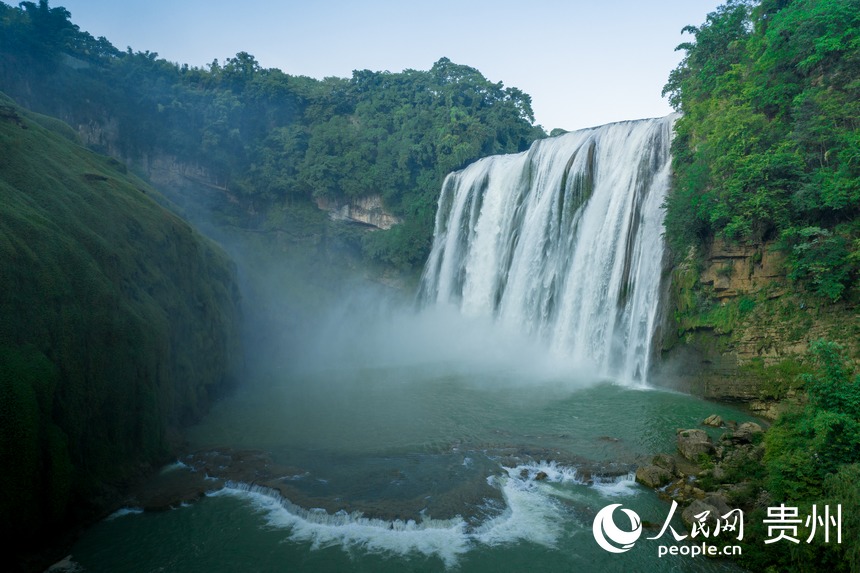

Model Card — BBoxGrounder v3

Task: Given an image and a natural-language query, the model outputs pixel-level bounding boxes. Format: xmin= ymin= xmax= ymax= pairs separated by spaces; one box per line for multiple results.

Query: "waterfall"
xmin=418 ymin=115 xmax=677 ymax=383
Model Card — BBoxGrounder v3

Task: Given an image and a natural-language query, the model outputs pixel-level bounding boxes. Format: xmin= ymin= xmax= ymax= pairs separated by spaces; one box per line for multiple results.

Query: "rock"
xmin=751 ymin=444 xmax=765 ymax=461
xmin=662 ymin=478 xmax=706 ymax=504
xmin=652 ymin=453 xmax=677 ymax=474
xmin=535 ymin=471 xmax=548 ymax=481
xmin=723 ymin=422 xmax=764 ymax=444
xmin=683 ymin=496 xmax=728 ymax=523
xmin=718 ymin=481 xmax=755 ymax=504
xmin=315 ymin=195 xmax=402 ymax=230
xmin=720 ymin=444 xmax=749 ymax=464
xmin=735 ymin=422 xmax=764 ymax=442
xmin=748 ymin=400 xmax=789 ymax=421
xmin=682 ymin=499 xmax=722 ymax=530
xmin=677 ymin=429 xmax=714 ymax=461
xmin=662 ymin=479 xmax=685 ymax=502
xmin=128 ymin=462 xmax=214 ymax=511
xmin=673 ymin=455 xmax=704 ymax=478
xmin=636 ymin=465 xmax=673 ymax=488
xmin=702 ymin=493 xmax=731 ymax=516
xmin=702 ymin=414 xmax=723 ymax=427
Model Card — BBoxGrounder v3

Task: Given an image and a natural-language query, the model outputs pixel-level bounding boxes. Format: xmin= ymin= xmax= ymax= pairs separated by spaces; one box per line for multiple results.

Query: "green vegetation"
xmin=766 ymin=341 xmax=860 ymax=499
xmin=0 ymin=1 xmax=545 ymax=271
xmin=686 ymin=341 xmax=860 ymax=571
xmin=743 ymin=356 xmax=809 ymax=400
xmin=755 ymin=341 xmax=860 ymax=571
xmin=664 ymin=13 xmax=860 ymax=559
xmin=0 ymin=93 xmax=241 ymax=556
xmin=664 ymin=0 xmax=860 ymax=301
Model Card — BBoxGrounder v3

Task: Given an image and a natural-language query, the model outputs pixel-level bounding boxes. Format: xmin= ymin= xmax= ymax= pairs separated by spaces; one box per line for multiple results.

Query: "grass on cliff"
xmin=0 ymin=92 xmax=241 ymax=554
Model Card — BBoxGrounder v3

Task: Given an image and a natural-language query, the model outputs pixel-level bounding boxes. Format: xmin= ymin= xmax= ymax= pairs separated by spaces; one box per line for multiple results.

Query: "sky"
xmin=55 ymin=0 xmax=725 ymax=132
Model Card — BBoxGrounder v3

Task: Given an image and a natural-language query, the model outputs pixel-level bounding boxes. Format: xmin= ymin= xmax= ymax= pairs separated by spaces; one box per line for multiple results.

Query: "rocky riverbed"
xmin=635 ymin=414 xmax=767 ymax=532
xmin=112 ymin=443 xmax=639 ymax=526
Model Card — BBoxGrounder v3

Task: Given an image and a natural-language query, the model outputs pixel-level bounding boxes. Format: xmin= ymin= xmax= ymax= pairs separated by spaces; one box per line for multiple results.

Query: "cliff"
xmin=661 ymin=238 xmax=859 ymax=417
xmin=0 ymin=93 xmax=242 ymax=565
xmin=315 ymin=195 xmax=402 ymax=230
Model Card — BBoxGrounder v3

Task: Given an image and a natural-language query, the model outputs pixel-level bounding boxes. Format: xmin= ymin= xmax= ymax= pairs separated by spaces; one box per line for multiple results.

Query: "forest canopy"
xmin=0 ymin=0 xmax=546 ymax=269
xmin=663 ymin=0 xmax=860 ymax=301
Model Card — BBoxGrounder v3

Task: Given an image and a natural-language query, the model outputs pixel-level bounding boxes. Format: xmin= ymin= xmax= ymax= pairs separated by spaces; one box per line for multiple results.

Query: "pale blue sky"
xmin=56 ymin=0 xmax=723 ymax=131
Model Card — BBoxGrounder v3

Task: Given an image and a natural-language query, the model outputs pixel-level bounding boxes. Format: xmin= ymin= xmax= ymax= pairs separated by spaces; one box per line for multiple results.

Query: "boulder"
xmin=664 ymin=479 xmax=708 ymax=504
xmin=734 ymin=422 xmax=764 ymax=443
xmin=652 ymin=453 xmax=677 ymax=474
xmin=702 ymin=493 xmax=731 ymax=516
xmin=682 ymin=494 xmax=735 ymax=533
xmin=677 ymin=429 xmax=714 ymax=461
xmin=682 ymin=499 xmax=722 ymax=530
xmin=702 ymin=414 xmax=723 ymax=427
xmin=722 ymin=421 xmax=764 ymax=444
xmin=636 ymin=465 xmax=673 ymax=488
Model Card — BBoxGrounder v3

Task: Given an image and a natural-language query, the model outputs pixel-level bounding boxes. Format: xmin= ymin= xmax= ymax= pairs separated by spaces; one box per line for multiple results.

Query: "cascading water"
xmin=69 ymin=112 xmax=763 ymax=573
xmin=419 ymin=115 xmax=677 ymax=383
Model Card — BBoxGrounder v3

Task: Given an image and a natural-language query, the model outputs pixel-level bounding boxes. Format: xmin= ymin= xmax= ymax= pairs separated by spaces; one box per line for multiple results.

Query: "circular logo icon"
xmin=592 ymin=503 xmax=643 ymax=553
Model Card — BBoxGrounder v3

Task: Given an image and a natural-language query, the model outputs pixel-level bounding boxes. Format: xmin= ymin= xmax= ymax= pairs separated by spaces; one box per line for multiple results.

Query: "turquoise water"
xmin=68 ymin=364 xmax=755 ymax=572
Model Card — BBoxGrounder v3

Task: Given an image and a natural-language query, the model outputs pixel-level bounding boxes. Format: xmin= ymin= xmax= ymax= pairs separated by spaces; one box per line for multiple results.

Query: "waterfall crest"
xmin=418 ymin=115 xmax=677 ymax=383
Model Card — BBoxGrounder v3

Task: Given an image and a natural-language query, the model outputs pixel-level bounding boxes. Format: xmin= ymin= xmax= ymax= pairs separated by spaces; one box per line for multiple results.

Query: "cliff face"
xmin=315 ymin=195 xmax=403 ymax=230
xmin=697 ymin=239 xmax=786 ymax=300
xmin=0 ymin=94 xmax=242 ymax=559
xmin=65 ymin=111 xmax=404 ymax=235
xmin=660 ymin=239 xmax=859 ymax=417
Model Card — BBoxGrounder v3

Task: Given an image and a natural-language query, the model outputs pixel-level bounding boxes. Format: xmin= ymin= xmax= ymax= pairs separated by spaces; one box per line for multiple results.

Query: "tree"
xmin=664 ymin=0 xmax=859 ymax=300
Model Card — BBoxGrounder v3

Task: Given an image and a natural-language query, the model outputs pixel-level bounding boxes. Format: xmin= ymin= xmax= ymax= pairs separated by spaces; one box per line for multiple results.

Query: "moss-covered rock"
xmin=676 ymin=429 xmax=715 ymax=461
xmin=0 ymin=93 xmax=242 ymax=559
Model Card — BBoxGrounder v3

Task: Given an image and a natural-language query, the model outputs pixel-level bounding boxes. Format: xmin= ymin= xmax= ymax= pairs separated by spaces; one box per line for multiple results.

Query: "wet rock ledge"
xmin=635 ymin=416 xmax=766 ymax=531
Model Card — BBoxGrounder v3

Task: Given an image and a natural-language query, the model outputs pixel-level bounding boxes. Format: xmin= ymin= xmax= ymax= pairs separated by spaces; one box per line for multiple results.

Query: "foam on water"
xmin=474 ymin=469 xmax=566 ymax=547
xmin=507 ymin=460 xmax=584 ymax=484
xmin=105 ymin=507 xmax=144 ymax=520
xmin=211 ymin=483 xmax=470 ymax=567
xmin=592 ymin=470 xmax=642 ymax=498
xmin=158 ymin=460 xmax=190 ymax=474
xmin=207 ymin=458 xmax=637 ymax=567
xmin=45 ymin=555 xmax=84 ymax=573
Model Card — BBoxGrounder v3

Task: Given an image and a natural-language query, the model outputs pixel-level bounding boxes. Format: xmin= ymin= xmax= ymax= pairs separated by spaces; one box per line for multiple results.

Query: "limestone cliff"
xmin=660 ymin=239 xmax=859 ymax=417
xmin=315 ymin=195 xmax=403 ymax=230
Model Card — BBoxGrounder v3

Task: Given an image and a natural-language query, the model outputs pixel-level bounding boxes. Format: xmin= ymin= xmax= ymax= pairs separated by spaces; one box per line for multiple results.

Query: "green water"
xmin=68 ymin=364 xmax=756 ymax=572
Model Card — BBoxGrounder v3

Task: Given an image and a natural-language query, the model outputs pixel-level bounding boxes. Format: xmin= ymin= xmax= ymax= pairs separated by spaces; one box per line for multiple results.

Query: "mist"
xmin=222 ymin=235 xmax=605 ymax=395
xmin=287 ymin=287 xmax=603 ymax=383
